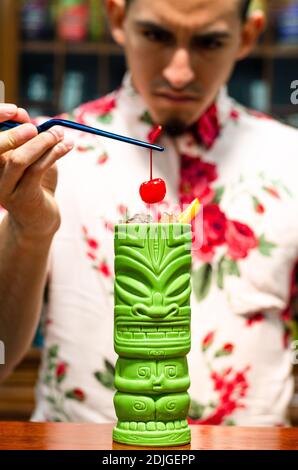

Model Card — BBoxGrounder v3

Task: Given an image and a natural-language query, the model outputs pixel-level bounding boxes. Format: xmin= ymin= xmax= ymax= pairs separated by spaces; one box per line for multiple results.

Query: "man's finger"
xmin=0 ymin=105 xmax=31 ymax=124
xmin=14 ymin=138 xmax=73 ymax=194
xmin=15 ymin=107 xmax=31 ymax=124
xmin=0 ymin=123 xmax=38 ymax=154
xmin=0 ymin=104 xmax=18 ymax=121
xmin=0 ymin=127 xmax=65 ymax=197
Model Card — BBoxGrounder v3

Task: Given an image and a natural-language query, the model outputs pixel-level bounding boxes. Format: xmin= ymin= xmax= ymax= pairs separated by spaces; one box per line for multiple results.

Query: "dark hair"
xmin=125 ymin=0 xmax=251 ymax=21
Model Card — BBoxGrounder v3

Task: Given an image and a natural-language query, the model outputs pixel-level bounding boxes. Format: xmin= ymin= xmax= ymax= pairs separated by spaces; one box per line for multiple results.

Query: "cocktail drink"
xmin=113 ymin=222 xmax=192 ymax=447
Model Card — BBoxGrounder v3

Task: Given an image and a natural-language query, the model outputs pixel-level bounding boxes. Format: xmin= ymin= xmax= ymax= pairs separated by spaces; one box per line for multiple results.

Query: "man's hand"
xmin=0 ymin=103 xmax=73 ymax=240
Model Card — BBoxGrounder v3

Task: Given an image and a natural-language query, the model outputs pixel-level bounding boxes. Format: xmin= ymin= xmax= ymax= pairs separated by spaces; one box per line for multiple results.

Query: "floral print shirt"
xmin=29 ymin=73 xmax=298 ymax=426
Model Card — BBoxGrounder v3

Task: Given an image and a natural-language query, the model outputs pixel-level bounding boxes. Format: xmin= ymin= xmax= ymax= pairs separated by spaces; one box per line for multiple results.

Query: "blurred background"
xmin=0 ymin=0 xmax=297 ymax=424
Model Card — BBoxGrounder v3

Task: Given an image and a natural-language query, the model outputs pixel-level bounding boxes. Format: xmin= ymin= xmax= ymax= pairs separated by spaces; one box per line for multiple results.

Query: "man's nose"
xmin=163 ymin=48 xmax=195 ymax=90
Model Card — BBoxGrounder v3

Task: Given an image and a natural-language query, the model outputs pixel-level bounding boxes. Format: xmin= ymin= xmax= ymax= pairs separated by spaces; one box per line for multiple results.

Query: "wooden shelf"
xmin=21 ymin=40 xmax=123 ymax=56
xmin=0 ymin=348 xmax=41 ymax=421
xmin=20 ymin=41 xmax=298 ymax=60
xmin=272 ymin=104 xmax=298 ymax=114
xmin=252 ymin=44 xmax=298 ymax=59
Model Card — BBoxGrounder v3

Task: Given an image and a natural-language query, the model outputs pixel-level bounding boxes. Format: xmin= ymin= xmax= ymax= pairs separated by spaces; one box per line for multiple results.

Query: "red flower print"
xmin=263 ymin=187 xmax=280 ymax=199
xmin=204 ymin=204 xmax=227 ymax=246
xmin=195 ymin=244 xmax=216 ymax=263
xmin=197 ymin=103 xmax=220 ymax=149
xmin=87 ymin=238 xmax=99 ymax=250
xmin=82 ymin=227 xmax=99 ymax=251
xmin=87 ymin=252 xmax=97 ymax=261
xmin=98 ymin=153 xmax=108 ymax=165
xmin=95 ymin=96 xmax=117 ymax=115
xmin=76 ymin=95 xmax=117 ymax=124
xmin=104 ymin=220 xmax=115 ymax=232
xmin=181 ymin=155 xmax=217 ymax=183
xmin=76 ymin=144 xmax=93 ymax=152
xmin=56 ymin=362 xmax=68 ymax=382
xmin=256 ymin=202 xmax=265 ymax=214
xmin=180 ymin=156 xmax=217 ymax=205
xmin=246 ymin=312 xmax=265 ymax=327
xmin=181 ymin=180 xmax=215 ymax=206
xmin=280 ymin=307 xmax=292 ymax=349
xmin=281 ymin=307 xmax=291 ymax=323
xmin=73 ymin=388 xmax=85 ymax=401
xmin=230 ymin=109 xmax=240 ymax=121
xmin=98 ymin=261 xmax=111 ymax=277
xmin=196 ymin=204 xmax=227 ymax=261
xmin=249 ymin=110 xmax=272 ymax=120
xmin=118 ymin=204 xmax=128 ymax=216
xmin=193 ymin=180 xmax=215 ymax=206
xmin=223 ymin=343 xmax=234 ymax=354
xmin=225 ymin=220 xmax=258 ymax=260
xmin=202 ymin=331 xmax=215 ymax=352
xmin=215 ymin=343 xmax=234 ymax=357
xmin=283 ymin=328 xmax=291 ymax=349
xmin=194 ymin=366 xmax=250 ymax=425
xmin=66 ymin=388 xmax=86 ymax=402
xmin=252 ymin=196 xmax=265 ymax=214
xmin=203 ymin=205 xmax=226 ymax=245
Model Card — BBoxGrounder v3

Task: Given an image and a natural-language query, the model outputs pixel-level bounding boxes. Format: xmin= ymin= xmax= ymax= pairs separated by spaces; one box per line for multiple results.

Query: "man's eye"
xmin=142 ymin=29 xmax=171 ymax=43
xmin=194 ymin=38 xmax=225 ymax=50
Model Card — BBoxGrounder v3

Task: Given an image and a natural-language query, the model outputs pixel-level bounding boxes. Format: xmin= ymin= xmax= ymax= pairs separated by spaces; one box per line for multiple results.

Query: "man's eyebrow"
xmin=193 ymin=31 xmax=232 ymax=40
xmin=134 ymin=21 xmax=232 ymax=40
xmin=134 ymin=20 xmax=173 ymax=34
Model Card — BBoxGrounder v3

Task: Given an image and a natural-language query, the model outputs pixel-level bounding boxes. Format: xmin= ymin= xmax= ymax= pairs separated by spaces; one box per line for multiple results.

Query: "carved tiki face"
xmin=114 ymin=223 xmax=192 ymax=358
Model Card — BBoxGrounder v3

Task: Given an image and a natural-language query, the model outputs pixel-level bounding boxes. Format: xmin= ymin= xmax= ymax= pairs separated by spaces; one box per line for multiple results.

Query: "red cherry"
xmin=139 ymin=178 xmax=166 ymax=204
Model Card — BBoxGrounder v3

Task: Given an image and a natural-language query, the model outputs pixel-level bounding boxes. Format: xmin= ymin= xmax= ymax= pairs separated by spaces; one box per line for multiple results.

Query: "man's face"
xmin=120 ymin=0 xmax=247 ymax=132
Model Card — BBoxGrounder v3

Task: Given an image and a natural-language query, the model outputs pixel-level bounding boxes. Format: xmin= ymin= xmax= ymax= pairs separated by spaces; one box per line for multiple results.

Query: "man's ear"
xmin=237 ymin=10 xmax=266 ymax=61
xmin=105 ymin=0 xmax=126 ymax=46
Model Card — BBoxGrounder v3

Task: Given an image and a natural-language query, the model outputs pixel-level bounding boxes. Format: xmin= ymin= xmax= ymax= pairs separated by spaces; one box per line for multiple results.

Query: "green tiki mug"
xmin=113 ymin=223 xmax=192 ymax=447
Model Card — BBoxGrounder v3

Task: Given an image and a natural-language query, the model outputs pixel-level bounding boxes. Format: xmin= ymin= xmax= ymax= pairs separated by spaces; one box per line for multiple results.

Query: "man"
xmin=1 ymin=0 xmax=298 ymax=426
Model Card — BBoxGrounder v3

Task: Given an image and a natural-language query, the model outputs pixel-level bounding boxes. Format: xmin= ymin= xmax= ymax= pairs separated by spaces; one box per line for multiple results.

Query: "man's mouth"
xmin=154 ymin=92 xmax=198 ymax=103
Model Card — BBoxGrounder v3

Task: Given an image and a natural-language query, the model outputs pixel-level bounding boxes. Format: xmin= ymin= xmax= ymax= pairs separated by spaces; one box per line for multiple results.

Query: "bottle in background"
xmin=27 ymin=73 xmax=49 ymax=102
xmin=249 ymin=80 xmax=270 ymax=113
xmin=89 ymin=0 xmax=105 ymax=41
xmin=60 ymin=71 xmax=84 ymax=111
xmin=277 ymin=1 xmax=298 ymax=44
xmin=57 ymin=0 xmax=89 ymax=41
xmin=21 ymin=0 xmax=52 ymax=40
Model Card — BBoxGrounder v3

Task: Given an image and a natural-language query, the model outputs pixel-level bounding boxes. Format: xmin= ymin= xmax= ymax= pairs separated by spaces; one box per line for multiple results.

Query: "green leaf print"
xmin=188 ymin=400 xmax=205 ymax=420
xmin=104 ymin=359 xmax=115 ymax=377
xmin=97 ymin=114 xmax=113 ymax=124
xmin=65 ymin=389 xmax=86 ymax=401
xmin=94 ymin=371 xmax=115 ymax=390
xmin=45 ymin=396 xmax=57 ymax=405
xmin=258 ymin=234 xmax=276 ymax=257
xmin=213 ymin=186 xmax=225 ymax=205
xmin=216 ymin=258 xmax=225 ymax=290
xmin=225 ymin=419 xmax=236 ymax=426
xmin=44 ymin=374 xmax=52 ymax=385
xmin=140 ymin=110 xmax=154 ymax=125
xmin=216 ymin=256 xmax=240 ymax=290
xmin=193 ymin=263 xmax=212 ymax=302
xmin=94 ymin=359 xmax=116 ymax=390
xmin=225 ymin=258 xmax=240 ymax=277
xmin=48 ymin=345 xmax=59 ymax=358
